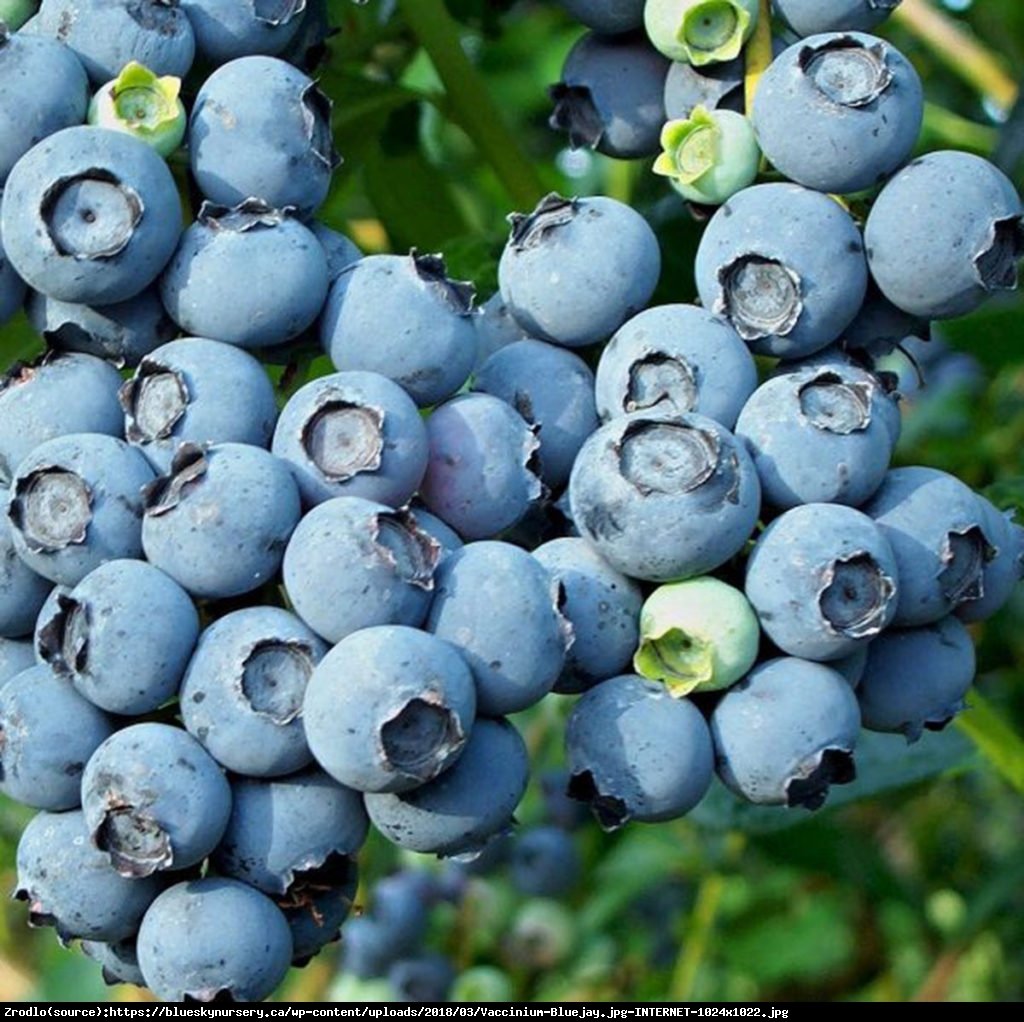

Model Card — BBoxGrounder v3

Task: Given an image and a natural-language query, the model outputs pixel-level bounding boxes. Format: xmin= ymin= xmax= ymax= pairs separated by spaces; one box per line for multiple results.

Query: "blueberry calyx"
xmin=238 ymin=639 xmax=316 ymax=725
xmin=817 ymin=552 xmax=897 ymax=639
xmin=120 ymin=359 xmax=189 ymax=442
xmin=95 ymin=805 xmax=174 ymax=878
xmin=547 ymin=83 xmax=604 ymax=151
xmin=553 ymin=580 xmax=576 ymax=656
xmin=680 ymin=1 xmax=752 ymax=66
xmin=372 ymin=510 xmax=441 ymax=592
xmin=938 ymin=525 xmax=991 ymax=605
xmin=718 ymin=254 xmax=803 ymax=341
xmin=785 ymin=747 xmax=856 ymax=811
xmin=301 ymin=81 xmax=341 ymax=171
xmin=12 ymin=887 xmax=59 ymax=933
xmin=9 ymin=466 xmax=94 ymax=552
xmin=40 ymin=171 xmax=144 ymax=261
xmin=799 ymin=37 xmax=894 ymax=108
xmin=275 ymin=851 xmax=356 ymax=916
xmin=566 ymin=770 xmax=630 ymax=831
xmin=143 ymin=443 xmax=208 ymax=517
xmin=37 ymin=592 xmax=90 ymax=676
xmin=635 ymin=627 xmax=715 ymax=695
xmin=507 ymin=193 xmax=579 ymax=252
xmin=300 ymin=398 xmax=385 ymax=481
xmin=410 ymin=250 xmax=475 ymax=316
xmin=253 ymin=0 xmax=307 ymax=28
xmin=797 ymin=371 xmax=873 ymax=435
xmin=625 ymin=353 xmax=699 ymax=416
xmin=198 ymin=198 xmax=294 ymax=232
xmin=616 ymin=418 xmax=719 ymax=496
xmin=378 ymin=694 xmax=466 ymax=783
xmin=973 ymin=215 xmax=1024 ymax=292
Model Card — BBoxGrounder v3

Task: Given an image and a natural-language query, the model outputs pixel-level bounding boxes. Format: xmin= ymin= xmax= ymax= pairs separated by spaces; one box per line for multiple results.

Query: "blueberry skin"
xmin=120 ymin=338 xmax=278 ymax=475
xmin=36 ymin=559 xmax=198 ymax=715
xmin=862 ymin=466 xmax=992 ymax=626
xmin=838 ymin=283 xmax=929 ymax=365
xmin=369 ymin=872 xmax=435 ymax=956
xmin=15 ymin=809 xmax=163 ymax=942
xmin=304 ymin=625 xmax=476 ymax=794
xmin=752 ymin=33 xmax=922 ymax=195
xmin=745 ymin=504 xmax=900 ymax=661
xmin=160 ymin=201 xmax=329 ymax=349
xmin=142 ymin=443 xmax=301 ymax=600
xmin=389 ymin=955 xmax=457 ymax=1004
xmin=341 ymin=916 xmax=395 ymax=979
xmin=189 ymin=55 xmax=338 ymax=217
xmin=511 ymin=826 xmax=580 ymax=898
xmin=664 ymin=55 xmax=743 ymax=120
xmin=426 ymin=541 xmax=572 ymax=716
xmin=273 ymin=371 xmax=429 ymax=509
xmin=1 ymin=486 xmax=53 ymax=638
xmin=286 ymin=877 xmax=358 ymax=965
xmin=310 ymin=221 xmax=362 ymax=282
xmin=595 ymin=304 xmax=757 ymax=430
xmin=710 ymin=657 xmax=861 ymax=809
xmin=549 ymin=31 xmax=669 ymax=159
xmin=0 ymin=352 xmax=125 ymax=486
xmin=321 ymin=252 xmax=477 ymax=408
xmin=831 ymin=645 xmax=869 ymax=688
xmin=364 ymin=717 xmax=529 ymax=858
xmin=420 ymin=394 xmax=543 ymax=541
xmin=0 ymin=637 xmax=34 ymax=686
xmin=865 ymin=151 xmax=1024 ymax=320
xmin=33 ymin=0 xmax=195 ymax=84
xmin=27 ymin=286 xmax=177 ymax=368
xmin=0 ymin=205 xmax=26 ymax=326
xmin=859 ymin=616 xmax=975 ymax=742
xmin=1 ymin=126 xmax=182 ymax=304
xmin=565 ymin=674 xmax=713 ymax=828
xmin=0 ymin=663 xmax=114 ymax=810
xmin=81 ymin=939 xmax=145 ymax=988
xmin=0 ymin=25 xmax=89 ymax=184
xmin=772 ymin=0 xmax=903 ymax=36
xmin=137 ymin=878 xmax=293 ymax=1003
xmin=735 ymin=363 xmax=896 ymax=509
xmin=568 ymin=412 xmax=761 ymax=583
xmin=957 ymin=497 xmax=1024 ymax=623
xmin=181 ymin=606 xmax=327 ymax=777
xmin=473 ymin=292 xmax=533 ymax=371
xmin=180 ymin=0 xmax=306 ymax=64
xmin=499 ymin=194 xmax=661 ymax=348
xmin=81 ymin=722 xmax=232 ymax=877
xmin=6 ymin=433 xmax=155 ymax=587
xmin=213 ymin=769 xmax=368 ymax=896
xmin=533 ymin=537 xmax=643 ymax=694
xmin=474 ymin=341 xmax=598 ymax=488
xmin=694 ymin=183 xmax=868 ymax=358
xmin=556 ymin=0 xmax=645 ymax=34
xmin=283 ymin=498 xmax=440 ymax=644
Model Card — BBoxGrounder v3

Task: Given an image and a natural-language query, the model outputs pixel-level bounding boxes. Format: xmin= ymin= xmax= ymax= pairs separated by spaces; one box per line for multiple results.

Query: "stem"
xmin=922 ymin=101 xmax=998 ymax=154
xmin=396 ymin=0 xmax=545 ymax=211
xmin=893 ymin=0 xmax=1017 ymax=113
xmin=954 ymin=689 xmax=1024 ymax=797
xmin=743 ymin=0 xmax=774 ymax=113
xmin=670 ymin=872 xmax=726 ymax=1000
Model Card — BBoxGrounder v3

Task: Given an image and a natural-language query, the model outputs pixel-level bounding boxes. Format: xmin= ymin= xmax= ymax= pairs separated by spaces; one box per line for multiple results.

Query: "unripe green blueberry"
xmin=451 ymin=966 xmax=515 ymax=1002
xmin=503 ymin=900 xmax=576 ymax=971
xmin=634 ymin=576 xmax=760 ymax=695
xmin=88 ymin=62 xmax=186 ymax=158
xmin=0 ymin=1 xmax=36 ymax=31
xmin=645 ymin=0 xmax=760 ymax=66
xmin=654 ymin=106 xmax=760 ymax=205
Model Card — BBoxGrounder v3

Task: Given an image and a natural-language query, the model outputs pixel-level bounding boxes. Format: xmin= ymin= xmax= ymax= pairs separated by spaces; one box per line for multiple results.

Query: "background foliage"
xmin=2 ymin=0 xmax=1024 ymax=1002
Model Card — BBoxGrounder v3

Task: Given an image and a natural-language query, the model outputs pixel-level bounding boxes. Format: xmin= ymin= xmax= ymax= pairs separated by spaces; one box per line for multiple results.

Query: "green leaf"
xmin=0 ymin=311 xmax=45 ymax=372
xmin=954 ymin=688 xmax=1024 ymax=795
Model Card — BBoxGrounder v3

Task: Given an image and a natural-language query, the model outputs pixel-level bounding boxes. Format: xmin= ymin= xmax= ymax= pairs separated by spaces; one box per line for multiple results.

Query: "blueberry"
xmin=474 ymin=341 xmax=598 ymax=489
xmin=81 ymin=722 xmax=232 ymax=877
xmin=539 ymin=769 xmax=591 ymax=831
xmin=645 ymin=0 xmax=760 ymax=65
xmin=565 ymin=674 xmax=713 ymax=828
xmin=0 ymin=663 xmax=114 ymax=810
xmin=710 ymin=657 xmax=861 ymax=808
xmin=426 ymin=541 xmax=572 ymax=716
xmin=283 ymin=498 xmax=440 ymax=644
xmin=410 ymin=507 xmax=464 ymax=560
xmin=1 ymin=485 xmax=53 ymax=638
xmin=549 ymin=31 xmax=669 ymax=159
xmin=388 ymin=955 xmax=456 ymax=1003
xmin=0 ymin=199 xmax=26 ymax=326
xmin=27 ymin=286 xmax=177 ymax=369
xmin=160 ymin=200 xmax=329 ymax=350
xmin=862 ymin=466 xmax=994 ymax=626
xmin=136 ymin=878 xmax=293 ymax=1003
xmin=321 ymin=251 xmax=477 ymax=407
xmin=735 ymin=363 xmax=897 ymax=509
xmin=663 ymin=52 xmax=744 ymax=120
xmin=838 ymin=283 xmax=930 ymax=366
xmin=595 ymin=304 xmax=757 ymax=430
xmin=772 ymin=0 xmax=903 ymax=36
xmin=752 ymin=33 xmax=922 ymax=195
xmin=498 ymin=193 xmax=660 ymax=349
xmin=695 ymin=183 xmax=868 ymax=358
xmin=33 ymin=0 xmax=195 ymax=84
xmin=420 ymin=394 xmax=543 ymax=540
xmin=831 ymin=645 xmax=870 ymax=689
xmin=557 ymin=0 xmax=645 ymax=34
xmin=286 ymin=878 xmax=359 ymax=965
xmin=6 ymin=433 xmax=155 ymax=586
xmin=1 ymin=126 xmax=182 ymax=305
xmin=510 ymin=826 xmax=580 ymax=898
xmin=858 ymin=616 xmax=975 ymax=741
xmin=568 ymin=412 xmax=761 ymax=582
xmin=181 ymin=606 xmax=327 ymax=777
xmin=15 ymin=809 xmax=163 ymax=942
xmin=142 ymin=443 xmax=301 ymax=600
xmin=0 ymin=637 xmax=34 ymax=686
xmin=957 ymin=497 xmax=1024 ymax=623
xmin=634 ymin=577 xmax=760 ymax=694
xmin=364 ymin=717 xmax=529 ymax=858
xmin=189 ymin=55 xmax=338 ymax=217
xmin=0 ymin=23 xmax=89 ymax=185
xmin=473 ymin=292 xmax=533 ymax=370
xmin=273 ymin=371 xmax=429 ymax=509
xmin=88 ymin=60 xmax=187 ymax=157
xmin=745 ymin=504 xmax=900 ymax=660
xmin=36 ymin=559 xmax=199 ymax=715
xmin=340 ymin=916 xmax=395 ymax=979
xmin=310 ymin=221 xmax=362 ymax=282
xmin=369 ymin=872 xmax=435 ymax=954
xmin=304 ymin=625 xmax=476 ymax=793
xmin=533 ymin=537 xmax=643 ymax=694
xmin=81 ymin=938 xmax=145 ymax=988
xmin=180 ymin=0 xmax=307 ymax=65
xmin=503 ymin=899 xmax=576 ymax=971
xmin=865 ymin=151 xmax=1023 ymax=319
xmin=120 ymin=338 xmax=278 ymax=474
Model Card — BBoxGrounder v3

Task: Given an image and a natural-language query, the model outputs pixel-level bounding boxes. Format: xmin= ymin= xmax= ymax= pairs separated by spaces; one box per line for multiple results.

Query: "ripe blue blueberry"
xmin=694 ymin=183 xmax=868 ymax=358
xmin=957 ymin=497 xmax=1024 ymax=623
xmin=772 ymin=0 xmax=903 ymax=37
xmin=0 ymin=637 xmax=34 ymax=686
xmin=286 ymin=878 xmax=359 ymax=965
xmin=81 ymin=939 xmax=145 ymax=988
xmin=340 ymin=916 xmax=395 ymax=980
xmin=498 ymin=193 xmax=661 ymax=349
xmin=1 ymin=485 xmax=53 ymax=638
xmin=304 ymin=625 xmax=476 ymax=793
xmin=0 ymin=204 xmax=26 ymax=326
xmin=510 ymin=826 xmax=580 ymax=898
xmin=565 ymin=673 xmax=714 ymax=828
xmin=389 ymin=955 xmax=457 ymax=1003
xmin=710 ymin=657 xmax=861 ymax=808
xmin=568 ymin=412 xmax=761 ymax=582
xmin=556 ymin=0 xmax=645 ymax=34
xmin=368 ymin=871 xmax=435 ymax=957
xmin=473 ymin=292 xmax=533 ymax=370
xmin=838 ymin=283 xmax=930 ymax=366
xmin=310 ymin=221 xmax=362 ymax=282
xmin=180 ymin=0 xmax=307 ymax=64
xmin=595 ymin=304 xmax=757 ymax=430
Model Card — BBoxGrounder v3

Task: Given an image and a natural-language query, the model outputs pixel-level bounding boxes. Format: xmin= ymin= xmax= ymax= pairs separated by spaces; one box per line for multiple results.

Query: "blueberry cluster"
xmin=0 ymin=0 xmax=1022 ymax=1006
